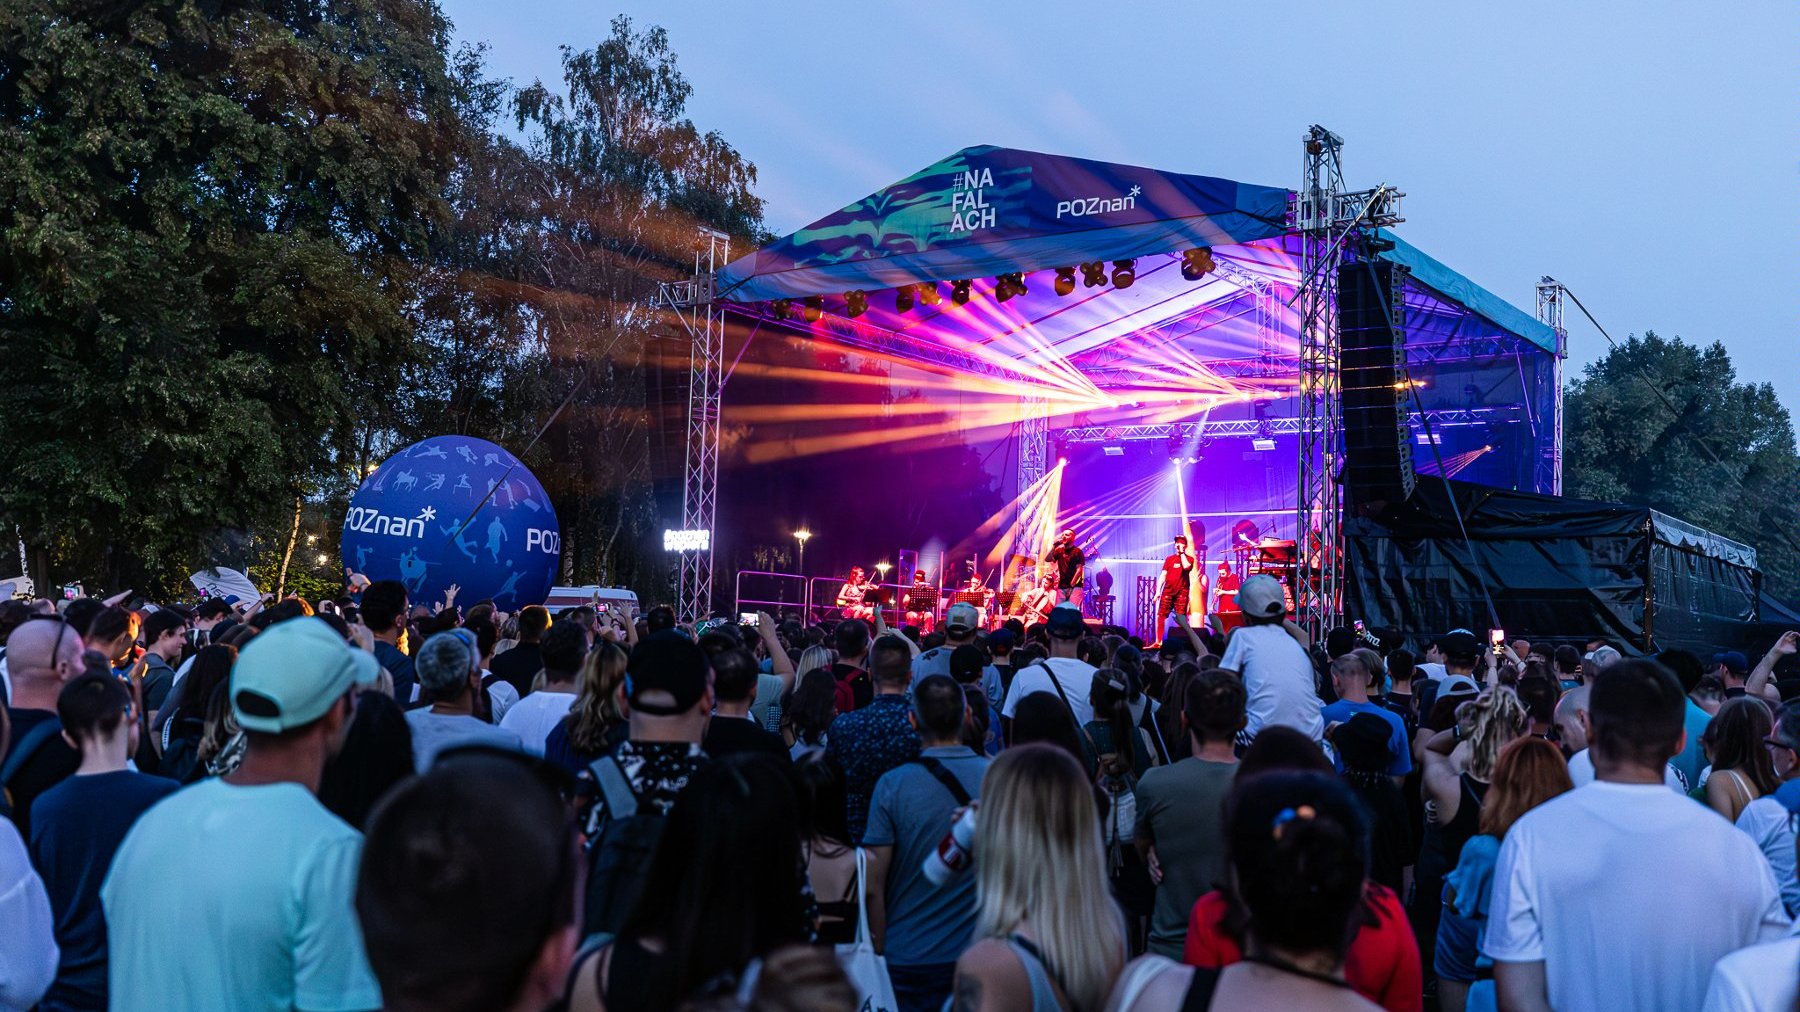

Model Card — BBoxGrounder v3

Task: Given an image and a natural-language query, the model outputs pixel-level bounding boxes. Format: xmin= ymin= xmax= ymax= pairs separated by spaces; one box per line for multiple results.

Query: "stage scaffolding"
xmin=657 ymin=228 xmax=731 ymax=623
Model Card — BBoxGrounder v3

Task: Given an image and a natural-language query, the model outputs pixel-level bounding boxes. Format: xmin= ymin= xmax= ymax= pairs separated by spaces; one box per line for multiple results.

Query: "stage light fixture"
xmin=994 ymin=272 xmax=1027 ymax=302
xmin=801 ymin=296 xmax=823 ymax=322
xmin=895 ymin=285 xmax=915 ymax=313
xmin=1252 ymin=437 xmax=1277 ymax=452
xmin=1180 ymin=247 xmax=1216 ymax=282
xmin=1080 ymin=261 xmax=1108 ymax=288
xmin=845 ymin=290 xmax=868 ymax=318
xmin=918 ymin=283 xmax=942 ymax=307
xmin=1111 ymin=259 xmax=1136 ymax=289
xmin=951 ymin=279 xmax=973 ymax=305
xmin=1102 ymin=445 xmax=1124 ymax=457
xmin=770 ymin=298 xmax=792 ymax=320
xmin=1054 ymin=267 xmax=1076 ymax=296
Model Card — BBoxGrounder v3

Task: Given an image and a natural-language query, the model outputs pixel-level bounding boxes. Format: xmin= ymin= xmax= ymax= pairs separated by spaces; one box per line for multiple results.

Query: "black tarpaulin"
xmin=1344 ymin=479 xmax=1762 ymax=655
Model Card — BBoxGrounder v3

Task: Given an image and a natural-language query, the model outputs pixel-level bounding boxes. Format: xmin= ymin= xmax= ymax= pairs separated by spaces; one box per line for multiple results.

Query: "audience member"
xmin=356 ymin=750 xmax=578 ymax=1012
xmin=102 ymin=617 xmax=383 ymax=1009
xmin=2 ymin=619 xmax=86 ymax=838
xmin=951 ymin=743 xmax=1125 ymax=1012
xmin=865 ymin=675 xmax=989 ymax=1012
xmin=1217 ymin=576 xmax=1323 ymax=741
xmin=702 ymin=647 xmax=789 ymax=760
xmin=1133 ymin=670 xmax=1244 ymax=958
xmin=405 ymin=630 xmax=524 ymax=769
xmin=489 ymin=605 xmax=551 ymax=700
xmin=544 ymin=639 xmax=629 ymax=776
xmin=825 ymin=635 xmax=920 ymax=842
xmin=1486 ymin=659 xmax=1789 ymax=1012
xmin=361 ymin=580 xmax=417 ymax=705
xmin=499 ymin=620 xmax=587 ymax=754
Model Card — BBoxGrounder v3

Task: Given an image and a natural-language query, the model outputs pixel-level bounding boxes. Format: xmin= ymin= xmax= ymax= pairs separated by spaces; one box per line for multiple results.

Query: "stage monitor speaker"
xmin=1337 ymin=259 xmax=1416 ymax=504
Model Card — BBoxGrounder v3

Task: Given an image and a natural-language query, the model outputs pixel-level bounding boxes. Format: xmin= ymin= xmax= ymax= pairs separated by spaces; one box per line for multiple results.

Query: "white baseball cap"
xmin=231 ymin=617 xmax=381 ymax=733
xmin=1237 ymin=574 xmax=1286 ymax=619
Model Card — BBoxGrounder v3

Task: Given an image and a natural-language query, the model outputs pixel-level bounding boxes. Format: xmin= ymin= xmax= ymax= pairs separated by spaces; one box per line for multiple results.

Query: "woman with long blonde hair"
xmin=952 ymin=743 xmax=1126 ymax=1012
xmin=1412 ymin=686 xmax=1529 ymax=985
xmin=543 ymin=640 xmax=628 ymax=777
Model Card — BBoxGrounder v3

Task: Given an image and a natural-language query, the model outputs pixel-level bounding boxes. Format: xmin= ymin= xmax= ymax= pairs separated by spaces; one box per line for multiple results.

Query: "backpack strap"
xmin=1181 ymin=965 xmax=1222 ymax=1012
xmin=1 ymin=719 xmax=61 ymax=786
xmin=909 ymin=756 xmax=972 ymax=807
xmin=1033 ymin=661 xmax=1103 ymax=762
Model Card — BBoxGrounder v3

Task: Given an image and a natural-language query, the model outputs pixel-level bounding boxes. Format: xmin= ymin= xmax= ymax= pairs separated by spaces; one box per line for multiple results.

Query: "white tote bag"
xmin=835 ymin=847 xmax=899 ymax=1012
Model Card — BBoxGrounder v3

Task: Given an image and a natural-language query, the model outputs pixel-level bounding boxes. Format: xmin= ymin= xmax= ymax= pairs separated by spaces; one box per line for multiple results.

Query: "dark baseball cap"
xmin=625 ymin=631 xmax=712 ymax=716
xmin=1046 ymin=604 xmax=1085 ymax=640
xmin=1439 ymin=630 xmax=1480 ymax=659
xmin=1712 ymin=651 xmax=1749 ymax=675
xmin=949 ymin=644 xmax=987 ymax=683
xmin=1325 ymin=626 xmax=1358 ymax=659
xmin=986 ymin=629 xmax=1016 ymax=650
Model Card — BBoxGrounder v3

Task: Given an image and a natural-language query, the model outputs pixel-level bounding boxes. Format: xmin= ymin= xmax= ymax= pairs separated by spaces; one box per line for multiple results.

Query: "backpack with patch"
xmin=581 ymin=755 xmax=670 ymax=939
xmin=1093 ymin=746 xmax=1138 ymax=875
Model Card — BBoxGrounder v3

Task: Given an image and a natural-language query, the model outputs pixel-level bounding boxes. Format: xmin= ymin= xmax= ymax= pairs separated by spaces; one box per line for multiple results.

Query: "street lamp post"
xmin=794 ymin=528 xmax=814 ymax=622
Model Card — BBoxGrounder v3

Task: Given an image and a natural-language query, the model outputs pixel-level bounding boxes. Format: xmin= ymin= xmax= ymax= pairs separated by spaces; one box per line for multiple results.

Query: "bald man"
xmin=3 ymin=619 xmax=87 ymax=836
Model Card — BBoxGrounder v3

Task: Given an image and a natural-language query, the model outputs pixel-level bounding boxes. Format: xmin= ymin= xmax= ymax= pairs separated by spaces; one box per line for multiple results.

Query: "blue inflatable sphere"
xmin=341 ymin=436 xmax=561 ymax=610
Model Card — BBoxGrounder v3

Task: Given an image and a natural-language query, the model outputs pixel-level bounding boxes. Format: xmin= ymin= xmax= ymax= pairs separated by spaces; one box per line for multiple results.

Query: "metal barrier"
xmin=732 ymin=571 xmax=809 ymax=622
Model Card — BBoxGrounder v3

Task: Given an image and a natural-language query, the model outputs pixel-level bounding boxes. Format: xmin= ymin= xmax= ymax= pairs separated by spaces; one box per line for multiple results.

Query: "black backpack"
xmin=581 ymin=754 xmax=670 ymax=938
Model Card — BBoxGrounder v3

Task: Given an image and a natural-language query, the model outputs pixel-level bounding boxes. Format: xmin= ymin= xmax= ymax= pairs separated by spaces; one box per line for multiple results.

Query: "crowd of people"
xmin=1 ymin=572 xmax=1798 ymax=1011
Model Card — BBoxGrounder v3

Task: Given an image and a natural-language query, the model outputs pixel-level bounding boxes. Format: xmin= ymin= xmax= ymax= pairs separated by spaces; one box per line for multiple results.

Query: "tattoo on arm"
xmin=953 ymin=974 xmax=983 ymax=1012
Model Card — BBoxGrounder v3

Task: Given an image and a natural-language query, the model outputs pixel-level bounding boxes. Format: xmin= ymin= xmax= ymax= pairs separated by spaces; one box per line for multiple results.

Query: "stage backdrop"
xmin=341 ymin=435 xmax=561 ymax=610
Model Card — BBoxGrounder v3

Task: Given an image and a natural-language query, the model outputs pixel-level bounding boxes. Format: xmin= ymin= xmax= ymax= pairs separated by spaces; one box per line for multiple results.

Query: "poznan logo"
xmin=1056 ymin=184 xmax=1142 ymax=220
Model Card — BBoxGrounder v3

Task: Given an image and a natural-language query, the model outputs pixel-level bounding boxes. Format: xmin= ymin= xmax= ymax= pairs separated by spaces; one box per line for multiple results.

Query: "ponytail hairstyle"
xmin=1223 ymin=771 xmax=1369 ymax=963
xmin=1460 ymin=687 xmax=1531 ymax=781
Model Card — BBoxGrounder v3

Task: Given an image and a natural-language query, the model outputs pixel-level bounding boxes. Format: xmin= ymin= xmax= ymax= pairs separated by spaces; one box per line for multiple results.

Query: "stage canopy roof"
xmin=715 ymin=144 xmax=1558 ymax=359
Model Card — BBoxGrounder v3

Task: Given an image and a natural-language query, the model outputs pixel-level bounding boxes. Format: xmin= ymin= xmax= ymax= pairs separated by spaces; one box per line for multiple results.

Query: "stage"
xmin=667 ymin=132 xmax=1567 ymax=640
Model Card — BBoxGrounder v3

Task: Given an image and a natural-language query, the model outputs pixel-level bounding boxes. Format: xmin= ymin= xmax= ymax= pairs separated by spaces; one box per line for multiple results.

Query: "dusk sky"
xmin=441 ymin=0 xmax=1799 ymax=416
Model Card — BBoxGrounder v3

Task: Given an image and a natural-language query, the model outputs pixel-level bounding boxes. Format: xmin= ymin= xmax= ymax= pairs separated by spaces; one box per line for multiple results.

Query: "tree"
xmin=1563 ymin=332 xmax=1800 ymax=600
xmin=0 ymin=0 xmax=461 ymax=592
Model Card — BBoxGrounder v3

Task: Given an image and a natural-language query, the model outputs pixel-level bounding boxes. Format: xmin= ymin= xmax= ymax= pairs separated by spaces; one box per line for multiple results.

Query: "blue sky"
xmin=441 ymin=0 xmax=1800 ymax=417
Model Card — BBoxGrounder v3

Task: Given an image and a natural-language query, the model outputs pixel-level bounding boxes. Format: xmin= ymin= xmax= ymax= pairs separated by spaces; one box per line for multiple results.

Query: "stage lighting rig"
xmin=1110 ymin=259 xmax=1136 ymax=289
xmin=1080 ymin=261 xmax=1108 ymax=288
xmin=1180 ymin=248 xmax=1216 ymax=282
xmin=994 ymin=272 xmax=1027 ymax=302
xmin=1054 ymin=267 xmax=1076 ymax=297
xmin=801 ymin=296 xmax=823 ymax=322
xmin=845 ymin=290 xmax=868 ymax=318
xmin=918 ymin=282 xmax=942 ymax=307
xmin=951 ymin=279 xmax=973 ymax=305
xmin=895 ymin=284 xmax=915 ymax=313
xmin=770 ymin=299 xmax=792 ymax=320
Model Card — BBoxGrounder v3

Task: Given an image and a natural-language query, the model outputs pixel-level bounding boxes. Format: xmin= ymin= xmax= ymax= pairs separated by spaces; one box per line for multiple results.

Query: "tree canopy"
xmin=1563 ymin=332 xmax=1800 ymax=600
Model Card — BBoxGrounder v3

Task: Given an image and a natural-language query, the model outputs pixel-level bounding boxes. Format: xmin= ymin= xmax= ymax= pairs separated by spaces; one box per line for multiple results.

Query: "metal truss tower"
xmin=1535 ymin=277 xmax=1568 ymax=495
xmin=659 ymin=228 xmax=731 ymax=623
xmin=1016 ymin=396 xmax=1052 ymax=557
xmin=1293 ymin=126 xmax=1403 ymax=637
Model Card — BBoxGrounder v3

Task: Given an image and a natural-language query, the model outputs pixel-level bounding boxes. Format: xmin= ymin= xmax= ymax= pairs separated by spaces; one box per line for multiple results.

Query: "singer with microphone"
xmin=1156 ymin=534 xmax=1196 ymax=644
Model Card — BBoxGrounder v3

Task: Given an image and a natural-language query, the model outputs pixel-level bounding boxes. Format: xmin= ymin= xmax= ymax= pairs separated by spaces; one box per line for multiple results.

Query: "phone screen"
xmin=1490 ymin=628 xmax=1506 ymax=646
xmin=739 ymin=612 xmax=759 ymax=627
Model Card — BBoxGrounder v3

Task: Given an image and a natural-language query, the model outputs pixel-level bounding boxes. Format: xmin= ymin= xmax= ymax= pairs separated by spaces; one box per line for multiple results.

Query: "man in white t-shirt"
xmin=498 ymin=620 xmax=587 ymax=754
xmin=1556 ymin=683 xmax=1689 ymax=791
xmin=1000 ymin=605 xmax=1096 ymax=727
xmin=1216 ymin=575 xmax=1322 ymax=741
xmin=405 ymin=630 xmax=524 ymax=769
xmin=1487 ymin=659 xmax=1790 ymax=1012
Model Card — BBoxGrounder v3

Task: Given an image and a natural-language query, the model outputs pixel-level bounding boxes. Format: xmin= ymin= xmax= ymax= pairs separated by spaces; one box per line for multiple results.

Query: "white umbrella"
xmin=188 ymin=567 xmax=262 ymax=605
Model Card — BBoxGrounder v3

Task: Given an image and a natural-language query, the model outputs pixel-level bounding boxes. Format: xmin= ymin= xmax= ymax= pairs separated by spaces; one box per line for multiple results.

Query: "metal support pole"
xmin=662 ymin=229 xmax=730 ymax=624
xmin=1535 ymin=277 xmax=1568 ymax=496
xmin=1295 ymin=126 xmax=1347 ymax=638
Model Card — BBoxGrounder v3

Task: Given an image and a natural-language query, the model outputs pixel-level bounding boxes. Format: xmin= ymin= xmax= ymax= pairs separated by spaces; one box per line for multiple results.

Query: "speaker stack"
xmin=1337 ymin=259 xmax=1416 ymax=505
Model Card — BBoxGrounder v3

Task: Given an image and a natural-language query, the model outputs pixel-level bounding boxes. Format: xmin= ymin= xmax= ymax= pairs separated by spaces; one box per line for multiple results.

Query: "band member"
xmin=1156 ymin=535 xmax=1196 ymax=641
xmin=836 ymin=567 xmax=874 ymax=621
xmin=1017 ymin=573 xmax=1057 ymax=626
xmin=1046 ymin=530 xmax=1086 ymax=608
xmin=902 ymin=570 xmax=936 ymax=631
xmin=1213 ymin=561 xmax=1241 ymax=614
xmin=964 ymin=572 xmax=994 ymax=629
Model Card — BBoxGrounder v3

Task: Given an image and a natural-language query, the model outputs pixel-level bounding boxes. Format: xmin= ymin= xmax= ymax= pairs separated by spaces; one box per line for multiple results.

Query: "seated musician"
xmin=836 ymin=566 xmax=873 ymax=621
xmin=1017 ymin=573 xmax=1057 ymax=626
xmin=902 ymin=571 xmax=936 ymax=631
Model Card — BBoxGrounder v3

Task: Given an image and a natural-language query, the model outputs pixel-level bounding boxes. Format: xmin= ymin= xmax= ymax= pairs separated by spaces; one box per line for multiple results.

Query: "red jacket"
xmin=1183 ymin=883 xmax=1422 ymax=1012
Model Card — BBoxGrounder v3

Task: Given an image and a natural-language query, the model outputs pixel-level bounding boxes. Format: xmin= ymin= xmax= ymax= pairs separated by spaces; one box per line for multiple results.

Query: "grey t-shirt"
xmin=862 ymin=745 xmax=989 ymax=967
xmin=403 ymin=710 xmax=525 ymax=770
xmin=1134 ymin=756 xmax=1238 ymax=958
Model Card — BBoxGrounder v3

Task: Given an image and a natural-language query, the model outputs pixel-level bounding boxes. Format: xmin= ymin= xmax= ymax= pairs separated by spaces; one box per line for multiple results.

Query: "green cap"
xmin=231 ymin=617 xmax=381 ymax=733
